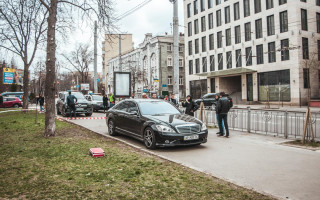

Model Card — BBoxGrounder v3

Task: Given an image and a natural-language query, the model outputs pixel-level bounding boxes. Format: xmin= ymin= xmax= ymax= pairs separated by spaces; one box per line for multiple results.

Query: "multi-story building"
xmin=102 ymin=34 xmax=133 ymax=93
xmin=184 ymin=0 xmax=320 ymax=105
xmin=107 ymin=33 xmax=186 ymax=98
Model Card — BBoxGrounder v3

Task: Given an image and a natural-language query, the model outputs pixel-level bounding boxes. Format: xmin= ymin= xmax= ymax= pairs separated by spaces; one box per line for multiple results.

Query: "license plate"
xmin=77 ymin=108 xmax=84 ymax=111
xmin=184 ymin=135 xmax=199 ymax=141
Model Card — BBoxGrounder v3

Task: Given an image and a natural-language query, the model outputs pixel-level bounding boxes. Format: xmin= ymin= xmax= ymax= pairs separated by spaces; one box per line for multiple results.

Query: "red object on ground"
xmin=89 ymin=148 xmax=105 ymax=157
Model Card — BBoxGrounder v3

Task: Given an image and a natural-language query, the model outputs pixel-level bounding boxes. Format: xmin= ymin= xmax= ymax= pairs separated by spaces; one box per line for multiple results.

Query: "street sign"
xmin=81 ymin=84 xmax=89 ymax=90
xmin=143 ymin=89 xmax=149 ymax=93
xmin=3 ymin=68 xmax=15 ymax=84
xmin=76 ymin=85 xmax=80 ymax=88
xmin=162 ymin=84 xmax=167 ymax=87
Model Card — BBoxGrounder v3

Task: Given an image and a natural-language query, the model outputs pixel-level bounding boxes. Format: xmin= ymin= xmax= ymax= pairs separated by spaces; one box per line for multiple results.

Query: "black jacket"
xmin=182 ymin=100 xmax=199 ymax=115
xmin=103 ymin=96 xmax=108 ymax=106
xmin=216 ymin=97 xmax=231 ymax=114
xmin=169 ymin=98 xmax=178 ymax=107
xmin=67 ymin=95 xmax=77 ymax=106
xmin=37 ymin=97 xmax=45 ymax=106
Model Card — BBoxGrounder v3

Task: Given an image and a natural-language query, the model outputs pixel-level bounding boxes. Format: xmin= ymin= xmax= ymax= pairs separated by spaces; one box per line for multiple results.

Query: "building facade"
xmin=107 ymin=33 xmax=186 ymax=98
xmin=184 ymin=0 xmax=320 ymax=105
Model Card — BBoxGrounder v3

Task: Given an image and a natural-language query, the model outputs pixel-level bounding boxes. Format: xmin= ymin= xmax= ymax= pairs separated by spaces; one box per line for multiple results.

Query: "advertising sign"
xmin=81 ymin=84 xmax=90 ymax=90
xmin=3 ymin=68 xmax=15 ymax=84
xmin=114 ymin=72 xmax=131 ymax=97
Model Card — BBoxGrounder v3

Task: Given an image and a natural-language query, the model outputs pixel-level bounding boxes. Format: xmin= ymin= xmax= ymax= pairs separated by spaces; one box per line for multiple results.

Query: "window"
xmin=179 ymin=76 xmax=183 ymax=85
xmin=317 ymin=0 xmax=320 ymax=6
xmin=209 ymin=34 xmax=214 ymax=50
xmin=167 ymin=56 xmax=172 ymax=67
xmin=187 ymin=3 xmax=192 ymax=18
xmin=267 ymin=15 xmax=275 ymax=36
xmin=266 ymin=0 xmax=273 ymax=9
xmin=243 ymin=0 xmax=250 ymax=17
xmin=281 ymin=39 xmax=290 ymax=61
xmin=216 ymin=9 xmax=222 ymax=26
xmin=236 ymin=49 xmax=242 ymax=67
xmin=208 ymin=0 xmax=213 ymax=8
xmin=317 ymin=13 xmax=320 ymax=33
xmin=218 ymin=53 xmax=223 ymax=70
xmin=201 ymin=16 xmax=206 ymax=32
xmin=188 ymin=22 xmax=192 ymax=36
xmin=303 ymin=68 xmax=310 ymax=88
xmin=234 ymin=2 xmax=240 ymax=21
xmin=226 ymin=28 xmax=231 ymax=46
xmin=194 ymin=19 xmax=199 ymax=34
xmin=208 ymin=13 xmax=213 ymax=29
xmin=217 ymin=31 xmax=222 ymax=48
xmin=194 ymin=0 xmax=199 ymax=15
xmin=301 ymin=9 xmax=308 ymax=31
xmin=255 ymin=19 xmax=263 ymax=39
xmin=302 ymin=37 xmax=309 ymax=59
xmin=195 ymin=58 xmax=200 ymax=73
xmin=254 ymin=0 xmax=261 ymax=13
xmin=245 ymin=47 xmax=252 ymax=66
xmin=268 ymin=42 xmax=276 ymax=63
xmin=201 ymin=0 xmax=205 ymax=11
xmin=245 ymin=22 xmax=251 ymax=41
xmin=210 ymin=55 xmax=215 ymax=71
xmin=188 ymin=41 xmax=193 ymax=55
xmin=280 ymin=11 xmax=288 ymax=33
xmin=195 ymin=39 xmax=199 ymax=54
xmin=216 ymin=0 xmax=221 ymax=5
xmin=318 ymin=40 xmax=320 ymax=61
xmin=202 ymin=36 xmax=207 ymax=52
xmin=189 ymin=60 xmax=193 ymax=74
xmin=168 ymin=76 xmax=172 ymax=85
xmin=167 ymin=44 xmax=172 ymax=51
xmin=235 ymin=25 xmax=241 ymax=44
xmin=179 ymin=44 xmax=183 ymax=52
xmin=226 ymin=51 xmax=232 ymax=69
xmin=225 ymin=6 xmax=230 ymax=24
xmin=256 ymin=44 xmax=264 ymax=64
xmin=202 ymin=57 xmax=207 ymax=72
xmin=179 ymin=57 xmax=183 ymax=67
xmin=279 ymin=0 xmax=287 ymax=5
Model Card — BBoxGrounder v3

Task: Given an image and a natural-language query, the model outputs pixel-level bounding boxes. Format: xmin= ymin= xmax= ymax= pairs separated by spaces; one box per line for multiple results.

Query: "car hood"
xmin=77 ymin=99 xmax=90 ymax=104
xmin=144 ymin=114 xmax=203 ymax=126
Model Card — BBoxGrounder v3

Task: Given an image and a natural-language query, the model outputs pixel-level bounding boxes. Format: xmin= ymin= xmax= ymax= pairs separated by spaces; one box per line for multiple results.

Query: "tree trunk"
xmin=22 ymin=63 xmax=29 ymax=109
xmin=44 ymin=0 xmax=58 ymax=137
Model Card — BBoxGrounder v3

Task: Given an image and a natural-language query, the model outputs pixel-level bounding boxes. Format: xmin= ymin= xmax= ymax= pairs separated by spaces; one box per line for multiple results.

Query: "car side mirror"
xmin=130 ymin=111 xmax=138 ymax=116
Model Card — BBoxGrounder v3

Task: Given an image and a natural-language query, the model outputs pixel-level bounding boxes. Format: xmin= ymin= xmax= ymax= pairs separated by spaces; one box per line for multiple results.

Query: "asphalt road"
xmin=64 ymin=111 xmax=320 ymax=200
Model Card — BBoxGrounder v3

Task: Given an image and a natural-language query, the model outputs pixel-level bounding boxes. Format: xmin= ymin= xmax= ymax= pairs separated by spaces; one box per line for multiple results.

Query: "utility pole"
xmin=171 ymin=0 xmax=179 ymax=100
xmin=119 ymin=34 xmax=122 ymax=72
xmin=93 ymin=21 xmax=98 ymax=93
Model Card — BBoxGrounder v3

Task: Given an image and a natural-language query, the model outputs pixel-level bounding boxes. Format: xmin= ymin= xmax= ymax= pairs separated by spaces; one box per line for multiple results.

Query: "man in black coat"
xmin=169 ymin=93 xmax=178 ymax=107
xmin=37 ymin=94 xmax=45 ymax=112
xmin=67 ymin=91 xmax=77 ymax=117
xmin=216 ymin=92 xmax=231 ymax=137
xmin=103 ymin=94 xmax=109 ymax=113
xmin=182 ymin=95 xmax=199 ymax=116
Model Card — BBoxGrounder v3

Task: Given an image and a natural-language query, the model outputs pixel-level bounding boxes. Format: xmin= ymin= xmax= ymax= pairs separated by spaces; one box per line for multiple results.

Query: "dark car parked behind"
xmin=106 ymin=99 xmax=208 ymax=149
xmin=194 ymin=93 xmax=220 ymax=107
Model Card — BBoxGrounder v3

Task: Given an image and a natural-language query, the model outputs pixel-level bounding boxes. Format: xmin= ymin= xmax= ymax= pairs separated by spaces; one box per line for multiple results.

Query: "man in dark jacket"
xmin=103 ymin=94 xmax=108 ymax=113
xmin=0 ymin=94 xmax=3 ymax=107
xmin=216 ymin=92 xmax=231 ymax=137
xmin=169 ymin=93 xmax=178 ymax=107
xmin=37 ymin=94 xmax=45 ymax=112
xmin=67 ymin=91 xmax=77 ymax=117
xmin=182 ymin=95 xmax=199 ymax=116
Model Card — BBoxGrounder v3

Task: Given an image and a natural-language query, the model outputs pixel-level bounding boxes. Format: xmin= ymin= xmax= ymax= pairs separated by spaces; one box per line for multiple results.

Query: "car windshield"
xmin=69 ymin=93 xmax=85 ymax=99
xmin=92 ymin=95 xmax=103 ymax=101
xmin=139 ymin=101 xmax=181 ymax=115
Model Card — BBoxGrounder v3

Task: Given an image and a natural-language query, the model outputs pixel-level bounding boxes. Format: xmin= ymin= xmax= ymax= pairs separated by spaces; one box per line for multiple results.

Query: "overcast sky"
xmin=2 ymin=0 xmax=185 ymax=73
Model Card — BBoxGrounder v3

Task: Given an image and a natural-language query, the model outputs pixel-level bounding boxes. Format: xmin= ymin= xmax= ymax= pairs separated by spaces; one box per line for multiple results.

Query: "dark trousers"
xmin=185 ymin=111 xmax=194 ymax=116
xmin=69 ymin=104 xmax=76 ymax=117
xmin=218 ymin=113 xmax=229 ymax=136
xmin=103 ymin=104 xmax=108 ymax=113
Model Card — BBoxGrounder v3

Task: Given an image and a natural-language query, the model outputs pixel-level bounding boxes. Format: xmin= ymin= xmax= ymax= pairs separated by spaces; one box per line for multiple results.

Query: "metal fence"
xmin=194 ymin=108 xmax=320 ymax=139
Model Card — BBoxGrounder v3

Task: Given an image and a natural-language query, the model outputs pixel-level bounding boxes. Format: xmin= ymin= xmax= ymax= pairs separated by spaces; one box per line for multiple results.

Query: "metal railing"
xmin=193 ymin=108 xmax=320 ymax=139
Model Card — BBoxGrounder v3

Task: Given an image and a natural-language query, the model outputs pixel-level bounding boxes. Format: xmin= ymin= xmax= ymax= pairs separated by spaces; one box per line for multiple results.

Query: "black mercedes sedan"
xmin=105 ymin=99 xmax=208 ymax=149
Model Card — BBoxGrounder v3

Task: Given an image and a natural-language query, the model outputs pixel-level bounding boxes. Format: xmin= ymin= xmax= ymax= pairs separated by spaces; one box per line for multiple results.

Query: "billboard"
xmin=3 ymin=68 xmax=15 ymax=84
xmin=81 ymin=84 xmax=90 ymax=90
xmin=114 ymin=72 xmax=131 ymax=97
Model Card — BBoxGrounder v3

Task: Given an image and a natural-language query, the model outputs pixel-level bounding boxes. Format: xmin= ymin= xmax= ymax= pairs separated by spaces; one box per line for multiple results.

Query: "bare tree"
xmin=63 ymin=43 xmax=93 ymax=84
xmin=0 ymin=0 xmax=48 ymax=109
xmin=38 ymin=0 xmax=114 ymax=137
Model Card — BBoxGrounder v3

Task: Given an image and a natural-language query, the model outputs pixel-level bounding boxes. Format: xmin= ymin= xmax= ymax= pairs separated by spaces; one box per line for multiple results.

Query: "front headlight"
xmin=201 ymin=123 xmax=207 ymax=131
xmin=155 ymin=125 xmax=175 ymax=133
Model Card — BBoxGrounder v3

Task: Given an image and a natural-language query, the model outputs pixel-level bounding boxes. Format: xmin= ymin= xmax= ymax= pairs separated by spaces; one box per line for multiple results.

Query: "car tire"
xmin=13 ymin=104 xmax=19 ymax=108
xmin=143 ymin=127 xmax=156 ymax=150
xmin=85 ymin=113 xmax=92 ymax=117
xmin=108 ymin=119 xmax=117 ymax=136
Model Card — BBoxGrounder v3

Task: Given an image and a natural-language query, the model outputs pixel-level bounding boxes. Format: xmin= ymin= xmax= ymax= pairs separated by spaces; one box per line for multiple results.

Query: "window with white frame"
xmin=179 ymin=76 xmax=183 ymax=85
xmin=168 ymin=76 xmax=172 ymax=85
xmin=179 ymin=44 xmax=183 ymax=52
xmin=167 ymin=44 xmax=172 ymax=51
xmin=179 ymin=57 xmax=183 ymax=67
xmin=167 ymin=56 xmax=173 ymax=67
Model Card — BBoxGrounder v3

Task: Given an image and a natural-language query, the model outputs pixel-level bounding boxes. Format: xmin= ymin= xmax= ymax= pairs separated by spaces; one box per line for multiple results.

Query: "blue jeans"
xmin=40 ymin=105 xmax=44 ymax=112
xmin=216 ymin=114 xmax=224 ymax=134
xmin=218 ymin=114 xmax=229 ymax=136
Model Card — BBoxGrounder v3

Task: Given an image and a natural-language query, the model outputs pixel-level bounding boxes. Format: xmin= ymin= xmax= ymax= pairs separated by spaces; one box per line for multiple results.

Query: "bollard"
xmin=284 ymin=110 xmax=288 ymax=139
xmin=247 ymin=107 xmax=251 ymax=133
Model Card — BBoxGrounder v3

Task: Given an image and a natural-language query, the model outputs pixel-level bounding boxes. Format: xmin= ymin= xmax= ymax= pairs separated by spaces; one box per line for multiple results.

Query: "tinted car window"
xmin=114 ymin=101 xmax=128 ymax=112
xmin=139 ymin=101 xmax=180 ymax=115
xmin=127 ymin=101 xmax=139 ymax=113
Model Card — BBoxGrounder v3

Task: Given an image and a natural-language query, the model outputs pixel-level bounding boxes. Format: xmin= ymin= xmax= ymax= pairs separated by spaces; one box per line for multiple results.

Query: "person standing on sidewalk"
xmin=169 ymin=93 xmax=179 ymax=107
xmin=37 ymin=94 xmax=45 ymax=112
xmin=109 ymin=92 xmax=115 ymax=108
xmin=216 ymin=92 xmax=231 ymax=138
xmin=182 ymin=95 xmax=199 ymax=116
xmin=103 ymin=94 xmax=109 ymax=113
xmin=214 ymin=94 xmax=224 ymax=135
xmin=67 ymin=91 xmax=77 ymax=117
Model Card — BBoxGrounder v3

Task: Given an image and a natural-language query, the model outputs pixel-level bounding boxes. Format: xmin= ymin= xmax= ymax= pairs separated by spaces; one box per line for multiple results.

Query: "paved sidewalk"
xmin=69 ymin=112 xmax=320 ymax=200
